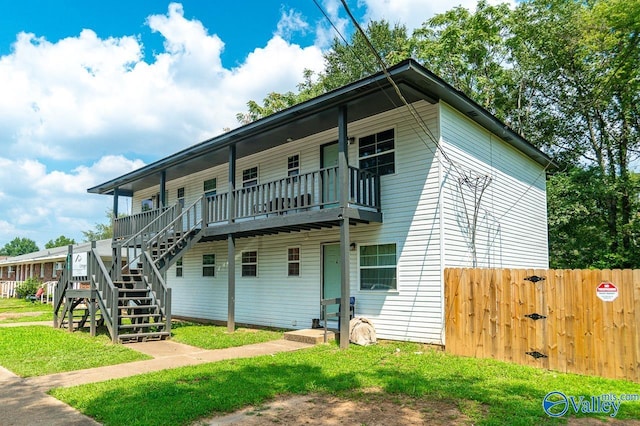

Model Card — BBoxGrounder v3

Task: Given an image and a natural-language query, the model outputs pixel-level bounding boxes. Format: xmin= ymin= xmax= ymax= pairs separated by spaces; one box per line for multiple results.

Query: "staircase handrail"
xmin=52 ymin=264 xmax=69 ymax=325
xmin=142 ymin=249 xmax=171 ymax=335
xmin=118 ymin=204 xmax=180 ymax=250
xmin=111 ymin=204 xmax=181 ymax=280
xmin=89 ymin=245 xmax=118 ymax=340
xmin=145 ymin=196 xmax=204 ymax=270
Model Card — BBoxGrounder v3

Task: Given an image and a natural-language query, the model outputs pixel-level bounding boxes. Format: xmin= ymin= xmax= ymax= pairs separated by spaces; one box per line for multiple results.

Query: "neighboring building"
xmin=86 ymin=59 xmax=552 ymax=345
xmin=0 ymin=240 xmax=114 ymax=300
xmin=0 ymin=240 xmax=114 ymax=283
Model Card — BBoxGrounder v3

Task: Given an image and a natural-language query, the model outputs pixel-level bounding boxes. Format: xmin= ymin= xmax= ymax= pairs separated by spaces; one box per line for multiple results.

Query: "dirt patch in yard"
xmin=197 ymin=390 xmax=640 ymax=426
xmin=197 ymin=390 xmax=476 ymax=425
xmin=0 ymin=311 xmax=45 ymax=321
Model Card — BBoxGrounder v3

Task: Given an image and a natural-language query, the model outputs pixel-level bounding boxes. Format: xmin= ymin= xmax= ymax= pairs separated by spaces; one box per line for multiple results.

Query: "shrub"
xmin=15 ymin=278 xmax=42 ymax=298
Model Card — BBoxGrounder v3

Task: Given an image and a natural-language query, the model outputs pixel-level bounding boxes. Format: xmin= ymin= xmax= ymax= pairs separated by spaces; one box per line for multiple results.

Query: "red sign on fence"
xmin=596 ymin=282 xmax=618 ymax=302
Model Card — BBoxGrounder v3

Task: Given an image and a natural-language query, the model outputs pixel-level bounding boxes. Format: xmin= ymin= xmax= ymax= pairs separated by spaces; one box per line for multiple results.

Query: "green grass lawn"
xmin=51 ymin=341 xmax=640 ymax=426
xmin=0 ymin=297 xmax=53 ymax=323
xmin=170 ymin=321 xmax=283 ymax=349
xmin=2 ymin=300 xmax=636 ymax=425
xmin=0 ymin=326 xmax=151 ymax=377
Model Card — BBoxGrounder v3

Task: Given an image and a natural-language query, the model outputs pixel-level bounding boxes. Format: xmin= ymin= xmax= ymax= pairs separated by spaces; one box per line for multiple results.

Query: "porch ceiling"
xmin=88 ymin=59 xmax=553 ymax=197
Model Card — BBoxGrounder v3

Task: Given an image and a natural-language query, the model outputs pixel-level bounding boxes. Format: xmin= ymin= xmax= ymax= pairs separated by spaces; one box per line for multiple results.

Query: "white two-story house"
xmin=85 ymin=59 xmax=552 ymax=345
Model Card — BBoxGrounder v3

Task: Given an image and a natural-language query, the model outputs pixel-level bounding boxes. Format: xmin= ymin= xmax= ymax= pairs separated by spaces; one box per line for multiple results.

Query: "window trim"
xmin=177 ymin=187 xmax=185 ymax=208
xmin=202 ymin=254 xmax=216 ymax=277
xmin=287 ymin=154 xmax=300 ymax=177
xmin=242 ymin=166 xmax=259 ymax=188
xmin=241 ymin=250 xmax=258 ymax=277
xmin=358 ymin=242 xmax=398 ymax=292
xmin=204 ymin=178 xmax=217 ymax=198
xmin=176 ymin=257 xmax=183 ymax=278
xmin=358 ymin=128 xmax=396 ymax=176
xmin=287 ymin=246 xmax=300 ymax=277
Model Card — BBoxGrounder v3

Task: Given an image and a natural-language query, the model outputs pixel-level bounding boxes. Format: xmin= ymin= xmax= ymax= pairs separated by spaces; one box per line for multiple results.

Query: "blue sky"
xmin=0 ymin=0 xmax=507 ymax=250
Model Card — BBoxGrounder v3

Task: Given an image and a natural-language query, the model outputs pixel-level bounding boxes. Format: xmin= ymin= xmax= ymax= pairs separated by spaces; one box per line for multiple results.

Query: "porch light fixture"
xmin=348 ymin=136 xmax=355 ymax=145
xmin=350 ymin=242 xmax=357 ymax=251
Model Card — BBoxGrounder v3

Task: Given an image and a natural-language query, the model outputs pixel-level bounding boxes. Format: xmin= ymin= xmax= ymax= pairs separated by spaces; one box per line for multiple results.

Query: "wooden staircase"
xmin=114 ymin=271 xmax=169 ymax=343
xmin=54 ymin=197 xmax=204 ymax=343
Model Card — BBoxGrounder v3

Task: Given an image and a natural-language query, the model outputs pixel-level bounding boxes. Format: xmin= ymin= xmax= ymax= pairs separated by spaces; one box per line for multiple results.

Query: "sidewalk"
xmin=0 ymin=323 xmax=312 ymax=426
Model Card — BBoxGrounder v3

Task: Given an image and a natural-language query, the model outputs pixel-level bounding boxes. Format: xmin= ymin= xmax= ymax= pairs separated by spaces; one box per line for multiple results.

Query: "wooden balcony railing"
xmin=115 ymin=166 xmax=380 ymax=237
xmin=113 ymin=206 xmax=178 ymax=240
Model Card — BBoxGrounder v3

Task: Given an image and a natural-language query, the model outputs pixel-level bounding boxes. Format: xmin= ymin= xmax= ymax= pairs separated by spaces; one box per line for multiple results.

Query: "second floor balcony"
xmin=114 ymin=166 xmax=382 ymax=241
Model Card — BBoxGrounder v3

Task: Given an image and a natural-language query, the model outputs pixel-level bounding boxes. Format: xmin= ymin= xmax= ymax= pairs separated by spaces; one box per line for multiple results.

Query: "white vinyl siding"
xmin=160 ymin=99 xmax=547 ymax=344
xmin=166 ymin=101 xmax=444 ymax=343
xmin=438 ymin=102 xmax=548 ymax=269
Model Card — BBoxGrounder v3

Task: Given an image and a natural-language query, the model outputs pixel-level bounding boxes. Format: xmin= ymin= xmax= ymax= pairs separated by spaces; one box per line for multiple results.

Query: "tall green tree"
xmin=236 ymin=0 xmax=640 ymax=268
xmin=44 ymin=235 xmax=76 ymax=249
xmin=82 ymin=211 xmax=114 ymax=242
xmin=318 ymin=20 xmax=412 ymax=92
xmin=413 ymin=1 xmax=516 ymax=125
xmin=0 ymin=237 xmax=39 ymax=256
xmin=511 ymin=0 xmax=640 ymax=267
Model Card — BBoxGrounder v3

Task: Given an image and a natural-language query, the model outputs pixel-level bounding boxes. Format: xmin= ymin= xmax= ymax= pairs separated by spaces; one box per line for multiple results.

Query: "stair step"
xmin=120 ymin=275 xmax=143 ymax=282
xmin=120 ymin=313 xmax=161 ymax=319
xmin=119 ymin=323 xmax=165 ymax=329
xmin=118 ymin=331 xmax=170 ymax=342
xmin=117 ymin=288 xmax=148 ymax=294
xmin=120 ymin=305 xmax=158 ymax=311
xmin=119 ymin=296 xmax=154 ymax=302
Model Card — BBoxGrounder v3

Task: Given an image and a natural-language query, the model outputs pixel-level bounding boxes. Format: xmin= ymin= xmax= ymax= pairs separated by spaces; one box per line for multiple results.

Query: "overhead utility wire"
xmin=337 ymin=0 xmax=464 ymax=176
xmin=314 ymin=0 xmax=455 ymax=177
xmin=325 ymin=1 xmax=555 ymax=247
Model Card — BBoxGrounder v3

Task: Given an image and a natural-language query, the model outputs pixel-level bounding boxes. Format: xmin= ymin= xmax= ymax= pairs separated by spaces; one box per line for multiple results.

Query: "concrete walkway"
xmin=0 ymin=321 xmax=313 ymax=425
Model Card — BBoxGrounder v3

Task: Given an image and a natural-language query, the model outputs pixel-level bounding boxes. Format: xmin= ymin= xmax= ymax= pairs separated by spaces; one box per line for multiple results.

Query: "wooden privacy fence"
xmin=444 ymin=268 xmax=640 ymax=382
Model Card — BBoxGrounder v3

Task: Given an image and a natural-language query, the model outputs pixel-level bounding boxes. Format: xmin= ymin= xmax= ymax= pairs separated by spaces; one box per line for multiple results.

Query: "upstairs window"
xmin=204 ymin=178 xmax=217 ymax=198
xmin=287 ymin=155 xmax=300 ymax=177
xmin=359 ymin=129 xmax=395 ymax=176
xmin=203 ymin=254 xmax=215 ymax=277
xmin=242 ymin=251 xmax=258 ymax=277
xmin=359 ymin=243 xmax=397 ymax=291
xmin=141 ymin=198 xmax=153 ymax=211
xmin=242 ymin=167 xmax=258 ymax=188
xmin=177 ymin=187 xmax=185 ymax=207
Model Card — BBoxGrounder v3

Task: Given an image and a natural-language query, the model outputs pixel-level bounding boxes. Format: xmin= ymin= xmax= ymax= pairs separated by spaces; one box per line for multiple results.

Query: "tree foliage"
xmin=0 ymin=237 xmax=39 ymax=257
xmin=237 ymin=0 xmax=640 ymax=268
xmin=82 ymin=211 xmax=115 ymax=242
xmin=44 ymin=235 xmax=76 ymax=249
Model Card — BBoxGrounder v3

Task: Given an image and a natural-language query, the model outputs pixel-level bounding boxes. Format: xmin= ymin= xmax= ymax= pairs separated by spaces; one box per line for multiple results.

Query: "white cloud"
xmin=359 ymin=0 xmax=516 ymax=32
xmin=0 ymin=2 xmax=325 ymax=164
xmin=0 ymin=156 xmax=144 ymax=248
xmin=0 ymin=2 xmax=326 ymax=250
xmin=314 ymin=0 xmax=351 ymax=48
xmin=276 ymin=8 xmax=310 ymax=39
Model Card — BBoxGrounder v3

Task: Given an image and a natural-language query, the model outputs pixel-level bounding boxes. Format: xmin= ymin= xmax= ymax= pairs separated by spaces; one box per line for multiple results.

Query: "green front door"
xmin=322 ymin=243 xmax=341 ymax=319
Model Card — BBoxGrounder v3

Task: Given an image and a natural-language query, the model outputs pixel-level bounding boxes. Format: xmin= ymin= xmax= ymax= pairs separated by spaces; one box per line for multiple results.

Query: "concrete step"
xmin=283 ymin=328 xmax=335 ymax=344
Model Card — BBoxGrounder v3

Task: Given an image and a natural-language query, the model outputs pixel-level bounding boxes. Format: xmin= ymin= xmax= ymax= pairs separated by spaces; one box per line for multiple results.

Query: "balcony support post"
xmin=227 ymin=144 xmax=236 ymax=333
xmin=338 ymin=105 xmax=350 ymax=349
xmin=112 ymin=187 xmax=119 ymax=218
xmin=160 ymin=171 xmax=167 ymax=208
